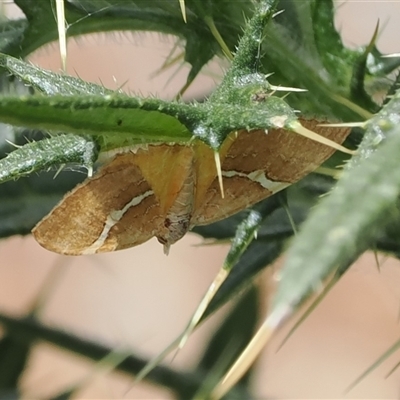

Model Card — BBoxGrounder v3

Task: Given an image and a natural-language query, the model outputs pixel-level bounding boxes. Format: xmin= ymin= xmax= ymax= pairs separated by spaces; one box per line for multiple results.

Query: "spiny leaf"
xmin=213 ymin=89 xmax=400 ymax=397
xmin=0 ymin=134 xmax=98 ymax=184
xmin=0 ymin=94 xmax=193 ymax=150
xmin=0 ymin=53 xmax=112 ymax=95
xmin=271 ymin=89 xmax=400 ymax=323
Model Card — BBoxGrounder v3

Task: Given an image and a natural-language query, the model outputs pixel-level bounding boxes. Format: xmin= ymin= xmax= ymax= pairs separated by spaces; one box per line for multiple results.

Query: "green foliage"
xmin=272 ymin=90 xmax=400 ymax=321
xmin=0 ymin=0 xmax=399 ymax=398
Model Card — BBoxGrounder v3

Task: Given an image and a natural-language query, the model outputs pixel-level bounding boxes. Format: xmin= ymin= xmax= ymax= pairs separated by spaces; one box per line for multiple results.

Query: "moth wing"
xmin=193 ymin=121 xmax=350 ymax=225
xmin=33 ymin=152 xmax=163 ymax=255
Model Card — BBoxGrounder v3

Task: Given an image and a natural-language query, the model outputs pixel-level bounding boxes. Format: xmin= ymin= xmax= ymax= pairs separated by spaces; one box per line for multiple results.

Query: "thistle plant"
xmin=0 ymin=0 xmax=399 ymax=398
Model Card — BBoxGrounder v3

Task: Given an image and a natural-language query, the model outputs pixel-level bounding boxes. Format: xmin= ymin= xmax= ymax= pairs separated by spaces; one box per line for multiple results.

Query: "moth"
xmin=32 ymin=120 xmax=350 ymax=255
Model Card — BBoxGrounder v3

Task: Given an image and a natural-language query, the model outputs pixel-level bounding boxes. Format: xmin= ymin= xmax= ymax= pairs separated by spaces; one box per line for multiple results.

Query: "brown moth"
xmin=32 ymin=120 xmax=350 ymax=255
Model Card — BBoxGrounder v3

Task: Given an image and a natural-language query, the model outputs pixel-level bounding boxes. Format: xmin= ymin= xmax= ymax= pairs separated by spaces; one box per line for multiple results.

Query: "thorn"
xmin=382 ymin=53 xmax=400 ymax=58
xmin=290 ymin=121 xmax=356 ymax=155
xmin=4 ymin=139 xmax=22 ymax=148
xmin=179 ymin=0 xmax=187 ymax=23
xmin=204 ymin=15 xmax=233 ymax=60
xmin=367 ymin=19 xmax=380 ymax=54
xmin=282 ymin=201 xmax=297 ymax=235
xmin=269 ymin=85 xmax=307 ymax=92
xmin=212 ymin=317 xmax=275 ymax=399
xmin=317 ymin=122 xmax=365 ymax=128
xmin=330 ymin=93 xmax=373 ymax=119
xmin=176 ymin=79 xmax=191 ymax=99
xmin=87 ymin=164 xmax=93 ymax=178
xmin=178 ymin=268 xmax=229 ymax=350
xmin=214 ymin=151 xmax=224 ymax=198
xmin=56 ymin=0 xmax=67 ymax=72
xmin=373 ymin=250 xmax=381 ymax=272
xmin=314 ymin=166 xmax=343 ymax=180
xmin=212 ymin=306 xmax=290 ymax=399
xmin=53 ymin=164 xmax=65 ymax=179
xmin=135 ymin=336 xmax=182 ymax=383
xmin=272 ymin=10 xmax=284 ymax=18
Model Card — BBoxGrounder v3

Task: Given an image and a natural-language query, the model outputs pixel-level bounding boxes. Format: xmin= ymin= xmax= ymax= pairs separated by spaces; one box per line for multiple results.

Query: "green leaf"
xmin=0 ymin=94 xmax=193 ymax=150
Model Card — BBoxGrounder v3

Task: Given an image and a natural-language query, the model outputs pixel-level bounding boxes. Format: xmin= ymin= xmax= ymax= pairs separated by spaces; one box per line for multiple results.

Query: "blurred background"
xmin=1 ymin=0 xmax=400 ymax=398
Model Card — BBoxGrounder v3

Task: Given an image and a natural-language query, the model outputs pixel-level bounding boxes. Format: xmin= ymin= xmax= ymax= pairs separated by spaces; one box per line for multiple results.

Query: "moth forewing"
xmin=32 ymin=153 xmax=164 ymax=255
xmin=192 ymin=120 xmax=351 ymax=226
xmin=33 ymin=144 xmax=200 ymax=255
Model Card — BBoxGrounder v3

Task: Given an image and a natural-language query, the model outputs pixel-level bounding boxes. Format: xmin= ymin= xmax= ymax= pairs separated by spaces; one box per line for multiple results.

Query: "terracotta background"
xmin=2 ymin=1 xmax=400 ymax=398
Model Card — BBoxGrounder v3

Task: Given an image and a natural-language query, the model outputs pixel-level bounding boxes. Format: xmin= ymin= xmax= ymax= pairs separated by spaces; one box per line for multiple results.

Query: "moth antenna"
xmin=214 ymin=151 xmax=224 ymax=198
xmin=289 ymin=121 xmax=355 ymax=155
xmin=56 ymin=0 xmax=67 ymax=72
xmin=178 ymin=268 xmax=229 ymax=350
